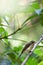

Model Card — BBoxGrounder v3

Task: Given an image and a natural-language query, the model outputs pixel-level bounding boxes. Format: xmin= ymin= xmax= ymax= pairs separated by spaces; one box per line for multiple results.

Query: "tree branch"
xmin=0 ymin=20 xmax=26 ymax=40
xmin=21 ymin=35 xmax=43 ymax=65
xmin=0 ymin=14 xmax=38 ymax=40
xmin=0 ymin=28 xmax=22 ymax=40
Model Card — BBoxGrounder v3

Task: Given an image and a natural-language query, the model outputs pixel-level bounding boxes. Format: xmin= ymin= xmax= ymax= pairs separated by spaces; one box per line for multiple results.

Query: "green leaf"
xmin=7 ymin=52 xmax=17 ymax=62
xmin=24 ymin=2 xmax=40 ymax=13
xmin=0 ymin=27 xmax=8 ymax=37
xmin=26 ymin=55 xmax=38 ymax=65
xmin=34 ymin=46 xmax=43 ymax=57
xmin=38 ymin=61 xmax=43 ymax=65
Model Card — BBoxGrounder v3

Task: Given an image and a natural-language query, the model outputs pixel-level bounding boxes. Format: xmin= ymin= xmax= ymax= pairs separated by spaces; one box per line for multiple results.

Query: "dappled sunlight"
xmin=0 ymin=0 xmax=43 ymax=65
xmin=0 ymin=0 xmax=35 ymax=15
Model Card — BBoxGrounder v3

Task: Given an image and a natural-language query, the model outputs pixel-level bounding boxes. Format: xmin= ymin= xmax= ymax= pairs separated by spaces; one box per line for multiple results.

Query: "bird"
xmin=19 ymin=40 xmax=35 ymax=57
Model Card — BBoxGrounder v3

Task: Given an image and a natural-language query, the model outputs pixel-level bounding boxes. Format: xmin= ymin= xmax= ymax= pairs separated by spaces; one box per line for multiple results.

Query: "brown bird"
xmin=19 ymin=40 xmax=35 ymax=57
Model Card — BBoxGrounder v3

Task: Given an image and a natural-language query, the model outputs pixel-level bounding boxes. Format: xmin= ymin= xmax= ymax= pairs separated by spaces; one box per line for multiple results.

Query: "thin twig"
xmin=7 ymin=38 xmax=28 ymax=43
xmin=0 ymin=14 xmax=38 ymax=40
xmin=0 ymin=24 xmax=11 ymax=28
xmin=21 ymin=35 xmax=43 ymax=65
xmin=0 ymin=28 xmax=21 ymax=40
xmin=22 ymin=14 xmax=37 ymax=27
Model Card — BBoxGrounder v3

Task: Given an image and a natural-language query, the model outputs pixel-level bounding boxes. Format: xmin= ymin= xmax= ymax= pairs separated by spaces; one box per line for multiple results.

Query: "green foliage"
xmin=0 ymin=0 xmax=43 ymax=65
xmin=38 ymin=61 xmax=43 ymax=65
xmin=25 ymin=2 xmax=40 ymax=13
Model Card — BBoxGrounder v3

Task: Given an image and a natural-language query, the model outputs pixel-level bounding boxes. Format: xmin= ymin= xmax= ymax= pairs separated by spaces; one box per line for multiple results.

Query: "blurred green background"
xmin=0 ymin=0 xmax=43 ymax=65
